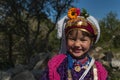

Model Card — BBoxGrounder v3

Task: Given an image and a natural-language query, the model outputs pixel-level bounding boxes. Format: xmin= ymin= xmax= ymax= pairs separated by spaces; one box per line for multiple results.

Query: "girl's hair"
xmin=66 ymin=29 xmax=95 ymax=41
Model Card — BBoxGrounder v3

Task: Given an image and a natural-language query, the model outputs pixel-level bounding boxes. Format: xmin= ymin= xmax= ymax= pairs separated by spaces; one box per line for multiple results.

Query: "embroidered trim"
xmin=93 ymin=64 xmax=98 ymax=80
xmin=95 ymin=61 xmax=108 ymax=80
xmin=48 ymin=54 xmax=66 ymax=80
xmin=78 ymin=58 xmax=95 ymax=80
xmin=48 ymin=54 xmax=108 ymax=80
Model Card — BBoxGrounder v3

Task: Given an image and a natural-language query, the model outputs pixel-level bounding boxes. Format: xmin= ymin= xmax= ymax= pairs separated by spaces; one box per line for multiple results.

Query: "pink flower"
xmin=76 ymin=8 xmax=80 ymax=16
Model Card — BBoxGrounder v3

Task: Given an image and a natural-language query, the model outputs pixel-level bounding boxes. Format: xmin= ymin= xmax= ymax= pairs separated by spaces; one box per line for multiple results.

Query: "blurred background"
xmin=0 ymin=0 xmax=120 ymax=80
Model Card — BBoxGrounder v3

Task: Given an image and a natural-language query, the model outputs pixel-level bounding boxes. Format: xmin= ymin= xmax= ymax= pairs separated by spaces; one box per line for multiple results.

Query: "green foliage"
xmin=48 ymin=30 xmax=60 ymax=52
xmin=113 ymin=35 xmax=120 ymax=48
xmin=80 ymin=8 xmax=89 ymax=18
xmin=98 ymin=12 xmax=120 ymax=49
xmin=97 ymin=13 xmax=120 ymax=79
xmin=0 ymin=0 xmax=74 ymax=69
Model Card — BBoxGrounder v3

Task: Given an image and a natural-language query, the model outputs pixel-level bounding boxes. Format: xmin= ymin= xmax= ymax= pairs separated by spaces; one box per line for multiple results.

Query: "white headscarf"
xmin=56 ymin=15 xmax=100 ymax=53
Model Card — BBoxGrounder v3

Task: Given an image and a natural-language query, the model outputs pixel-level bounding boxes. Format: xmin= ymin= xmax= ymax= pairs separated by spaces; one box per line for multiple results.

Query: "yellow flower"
xmin=67 ymin=8 xmax=78 ymax=19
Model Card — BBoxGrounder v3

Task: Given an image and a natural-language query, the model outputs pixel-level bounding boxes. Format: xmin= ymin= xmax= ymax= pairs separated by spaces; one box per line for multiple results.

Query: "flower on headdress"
xmin=76 ymin=8 xmax=80 ymax=16
xmin=80 ymin=8 xmax=89 ymax=18
xmin=67 ymin=8 xmax=80 ymax=19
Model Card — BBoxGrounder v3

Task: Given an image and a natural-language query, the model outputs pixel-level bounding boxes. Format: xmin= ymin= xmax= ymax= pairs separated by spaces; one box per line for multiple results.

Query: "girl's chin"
xmin=71 ymin=53 xmax=87 ymax=59
xmin=74 ymin=54 xmax=83 ymax=58
xmin=72 ymin=52 xmax=83 ymax=57
xmin=73 ymin=51 xmax=83 ymax=54
xmin=69 ymin=50 xmax=88 ymax=59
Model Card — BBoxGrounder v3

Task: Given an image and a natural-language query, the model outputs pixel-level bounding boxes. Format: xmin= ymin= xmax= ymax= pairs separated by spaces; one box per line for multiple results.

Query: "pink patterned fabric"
xmin=95 ymin=61 xmax=108 ymax=80
xmin=48 ymin=54 xmax=108 ymax=80
xmin=48 ymin=54 xmax=66 ymax=80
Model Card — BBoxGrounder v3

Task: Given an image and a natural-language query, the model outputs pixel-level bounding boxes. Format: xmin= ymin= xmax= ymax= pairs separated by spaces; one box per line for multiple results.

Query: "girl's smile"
xmin=66 ymin=30 xmax=92 ymax=58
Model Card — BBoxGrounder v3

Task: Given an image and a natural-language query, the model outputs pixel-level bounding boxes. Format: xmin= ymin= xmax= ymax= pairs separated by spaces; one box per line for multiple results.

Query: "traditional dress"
xmin=41 ymin=54 xmax=108 ymax=80
xmin=41 ymin=7 xmax=108 ymax=80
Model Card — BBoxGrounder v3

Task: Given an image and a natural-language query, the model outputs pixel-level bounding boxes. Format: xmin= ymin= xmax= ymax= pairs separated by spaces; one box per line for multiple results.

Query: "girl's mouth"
xmin=73 ymin=48 xmax=82 ymax=53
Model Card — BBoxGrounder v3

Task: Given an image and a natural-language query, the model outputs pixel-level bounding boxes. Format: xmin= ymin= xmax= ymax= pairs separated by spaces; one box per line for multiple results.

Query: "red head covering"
xmin=65 ymin=8 xmax=98 ymax=41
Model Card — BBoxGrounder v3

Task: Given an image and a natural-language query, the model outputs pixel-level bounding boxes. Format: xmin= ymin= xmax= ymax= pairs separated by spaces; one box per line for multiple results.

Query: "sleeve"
xmin=95 ymin=61 xmax=108 ymax=80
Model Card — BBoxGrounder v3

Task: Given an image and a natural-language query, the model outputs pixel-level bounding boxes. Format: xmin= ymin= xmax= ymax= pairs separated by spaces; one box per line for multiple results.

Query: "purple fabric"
xmin=41 ymin=57 xmax=93 ymax=80
xmin=40 ymin=68 xmax=49 ymax=80
xmin=41 ymin=54 xmax=108 ymax=80
xmin=57 ymin=58 xmax=93 ymax=80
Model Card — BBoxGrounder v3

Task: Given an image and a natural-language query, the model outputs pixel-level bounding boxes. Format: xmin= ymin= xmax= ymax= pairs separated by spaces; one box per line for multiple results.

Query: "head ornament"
xmin=56 ymin=8 xmax=100 ymax=53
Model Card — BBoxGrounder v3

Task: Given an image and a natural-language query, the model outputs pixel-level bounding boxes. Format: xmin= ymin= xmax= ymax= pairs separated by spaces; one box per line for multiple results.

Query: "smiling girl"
xmin=41 ymin=8 xmax=108 ymax=80
xmin=66 ymin=30 xmax=93 ymax=58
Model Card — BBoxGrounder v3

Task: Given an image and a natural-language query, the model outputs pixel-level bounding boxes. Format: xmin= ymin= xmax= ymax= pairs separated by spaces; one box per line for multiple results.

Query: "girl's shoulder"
xmin=47 ymin=54 xmax=67 ymax=80
xmin=48 ymin=54 xmax=67 ymax=68
xmin=94 ymin=61 xmax=108 ymax=80
xmin=95 ymin=61 xmax=107 ymax=72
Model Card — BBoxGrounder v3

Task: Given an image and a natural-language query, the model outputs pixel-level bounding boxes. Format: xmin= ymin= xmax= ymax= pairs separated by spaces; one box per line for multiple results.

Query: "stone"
xmin=0 ymin=71 xmax=11 ymax=80
xmin=12 ymin=70 xmax=35 ymax=80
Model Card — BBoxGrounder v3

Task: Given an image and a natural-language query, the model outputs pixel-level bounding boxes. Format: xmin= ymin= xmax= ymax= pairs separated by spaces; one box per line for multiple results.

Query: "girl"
xmin=41 ymin=8 xmax=108 ymax=80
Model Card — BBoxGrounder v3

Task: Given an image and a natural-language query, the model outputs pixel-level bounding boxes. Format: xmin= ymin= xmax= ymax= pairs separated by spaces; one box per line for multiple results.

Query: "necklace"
xmin=67 ymin=58 xmax=95 ymax=80
xmin=67 ymin=69 xmax=72 ymax=80
xmin=73 ymin=57 xmax=90 ymax=72
xmin=74 ymin=65 xmax=81 ymax=72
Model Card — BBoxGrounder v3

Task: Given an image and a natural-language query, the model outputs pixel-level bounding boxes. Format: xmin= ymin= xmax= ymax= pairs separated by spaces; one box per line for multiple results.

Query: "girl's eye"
xmin=80 ymin=38 xmax=87 ymax=41
xmin=68 ymin=38 xmax=76 ymax=41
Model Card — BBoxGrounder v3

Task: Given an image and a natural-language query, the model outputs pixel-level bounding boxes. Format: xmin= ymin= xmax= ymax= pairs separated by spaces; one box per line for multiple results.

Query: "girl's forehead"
xmin=68 ymin=30 xmax=84 ymax=37
xmin=69 ymin=30 xmax=82 ymax=35
xmin=67 ymin=30 xmax=92 ymax=39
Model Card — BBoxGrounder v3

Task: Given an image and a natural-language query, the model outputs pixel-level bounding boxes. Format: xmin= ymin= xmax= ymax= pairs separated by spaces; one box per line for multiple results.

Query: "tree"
xmin=99 ymin=11 xmax=120 ymax=49
xmin=0 ymin=0 xmax=74 ymax=68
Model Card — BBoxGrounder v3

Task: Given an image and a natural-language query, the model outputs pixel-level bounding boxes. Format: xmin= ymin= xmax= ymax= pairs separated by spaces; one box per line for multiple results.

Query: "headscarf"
xmin=56 ymin=8 xmax=100 ymax=53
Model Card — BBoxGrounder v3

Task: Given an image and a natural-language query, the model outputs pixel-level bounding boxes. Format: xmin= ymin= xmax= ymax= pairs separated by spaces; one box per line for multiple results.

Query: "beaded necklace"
xmin=73 ymin=57 xmax=90 ymax=72
xmin=67 ymin=53 xmax=91 ymax=80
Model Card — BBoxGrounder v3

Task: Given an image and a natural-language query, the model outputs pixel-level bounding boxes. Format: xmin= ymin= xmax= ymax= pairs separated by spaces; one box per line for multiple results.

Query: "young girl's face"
xmin=66 ymin=30 xmax=92 ymax=58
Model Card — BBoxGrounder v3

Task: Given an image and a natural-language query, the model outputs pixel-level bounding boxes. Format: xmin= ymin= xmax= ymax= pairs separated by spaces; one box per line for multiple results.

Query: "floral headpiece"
xmin=56 ymin=7 xmax=100 ymax=53
xmin=65 ymin=8 xmax=98 ymax=41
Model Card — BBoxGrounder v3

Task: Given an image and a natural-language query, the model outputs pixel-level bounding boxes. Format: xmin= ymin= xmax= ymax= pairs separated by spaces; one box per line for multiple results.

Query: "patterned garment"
xmin=41 ymin=58 xmax=93 ymax=80
xmin=41 ymin=54 xmax=108 ymax=80
xmin=57 ymin=58 xmax=94 ymax=80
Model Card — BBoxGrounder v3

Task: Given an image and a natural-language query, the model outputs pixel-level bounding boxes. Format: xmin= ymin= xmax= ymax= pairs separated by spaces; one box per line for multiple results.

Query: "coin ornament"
xmin=74 ymin=65 xmax=81 ymax=72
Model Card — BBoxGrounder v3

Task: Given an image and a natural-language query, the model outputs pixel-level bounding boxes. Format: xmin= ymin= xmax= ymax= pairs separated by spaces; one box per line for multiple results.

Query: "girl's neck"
xmin=76 ymin=56 xmax=88 ymax=64
xmin=67 ymin=52 xmax=91 ymax=70
xmin=68 ymin=52 xmax=88 ymax=60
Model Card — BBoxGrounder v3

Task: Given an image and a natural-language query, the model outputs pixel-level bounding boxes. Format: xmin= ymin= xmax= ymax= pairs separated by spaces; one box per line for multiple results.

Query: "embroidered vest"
xmin=48 ymin=54 xmax=108 ymax=80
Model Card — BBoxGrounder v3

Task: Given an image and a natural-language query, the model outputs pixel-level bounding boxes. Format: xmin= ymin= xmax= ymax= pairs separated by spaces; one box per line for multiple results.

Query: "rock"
xmin=95 ymin=47 xmax=103 ymax=52
xmin=111 ymin=58 xmax=120 ymax=70
xmin=0 ymin=71 xmax=11 ymax=80
xmin=7 ymin=64 xmax=25 ymax=76
xmin=0 ymin=52 xmax=50 ymax=80
xmin=28 ymin=52 xmax=49 ymax=70
xmin=12 ymin=70 xmax=35 ymax=80
xmin=31 ymin=69 xmax=42 ymax=80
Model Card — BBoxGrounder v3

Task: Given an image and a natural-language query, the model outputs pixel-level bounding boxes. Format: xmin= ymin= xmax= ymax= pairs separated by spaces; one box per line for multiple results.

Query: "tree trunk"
xmin=8 ymin=33 xmax=14 ymax=67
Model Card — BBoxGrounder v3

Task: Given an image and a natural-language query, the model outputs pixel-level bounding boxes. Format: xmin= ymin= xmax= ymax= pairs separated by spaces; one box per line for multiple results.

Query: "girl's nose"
xmin=74 ymin=40 xmax=81 ymax=47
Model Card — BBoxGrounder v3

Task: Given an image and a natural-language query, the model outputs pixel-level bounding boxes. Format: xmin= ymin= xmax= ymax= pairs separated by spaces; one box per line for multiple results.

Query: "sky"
xmin=74 ymin=0 xmax=120 ymax=20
